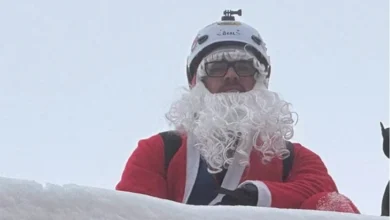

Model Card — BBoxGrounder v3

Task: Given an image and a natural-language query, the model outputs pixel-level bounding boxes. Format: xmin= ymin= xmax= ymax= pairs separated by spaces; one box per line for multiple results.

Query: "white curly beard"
xmin=165 ymin=79 xmax=297 ymax=173
xmin=166 ymin=45 xmax=297 ymax=173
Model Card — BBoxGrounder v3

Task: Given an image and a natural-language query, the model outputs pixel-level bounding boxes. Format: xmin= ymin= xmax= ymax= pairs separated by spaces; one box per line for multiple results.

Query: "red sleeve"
xmin=264 ymin=143 xmax=338 ymax=208
xmin=115 ymin=134 xmax=168 ymax=199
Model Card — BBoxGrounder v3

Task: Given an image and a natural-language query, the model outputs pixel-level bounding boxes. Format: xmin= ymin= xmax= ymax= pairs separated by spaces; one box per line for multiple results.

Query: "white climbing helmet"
xmin=186 ymin=9 xmax=271 ymax=85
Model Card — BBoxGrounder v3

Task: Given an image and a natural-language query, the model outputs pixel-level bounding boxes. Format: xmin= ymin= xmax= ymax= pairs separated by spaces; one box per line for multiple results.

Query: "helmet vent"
xmin=251 ymin=35 xmax=262 ymax=45
xmin=197 ymin=35 xmax=208 ymax=45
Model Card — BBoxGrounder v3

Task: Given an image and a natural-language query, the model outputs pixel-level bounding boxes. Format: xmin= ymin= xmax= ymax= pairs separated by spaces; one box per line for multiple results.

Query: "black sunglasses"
xmin=204 ymin=60 xmax=257 ymax=77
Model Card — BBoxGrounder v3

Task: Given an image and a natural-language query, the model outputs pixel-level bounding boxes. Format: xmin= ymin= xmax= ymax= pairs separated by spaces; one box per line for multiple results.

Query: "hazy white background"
xmin=0 ymin=0 xmax=388 ymax=215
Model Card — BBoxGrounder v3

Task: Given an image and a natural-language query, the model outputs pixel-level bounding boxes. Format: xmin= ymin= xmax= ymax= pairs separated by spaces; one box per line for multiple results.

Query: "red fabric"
xmin=116 ymin=133 xmax=354 ymax=210
xmin=261 ymin=144 xmax=340 ymax=208
xmin=300 ymin=192 xmax=360 ymax=213
xmin=116 ymin=134 xmax=169 ymax=199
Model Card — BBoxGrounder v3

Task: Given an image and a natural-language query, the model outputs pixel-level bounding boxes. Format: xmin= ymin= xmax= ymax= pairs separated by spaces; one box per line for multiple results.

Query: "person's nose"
xmin=224 ymin=67 xmax=239 ymax=82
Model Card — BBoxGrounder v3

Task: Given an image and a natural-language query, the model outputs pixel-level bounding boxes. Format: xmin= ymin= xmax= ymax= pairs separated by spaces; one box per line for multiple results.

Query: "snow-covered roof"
xmin=0 ymin=176 xmax=385 ymax=220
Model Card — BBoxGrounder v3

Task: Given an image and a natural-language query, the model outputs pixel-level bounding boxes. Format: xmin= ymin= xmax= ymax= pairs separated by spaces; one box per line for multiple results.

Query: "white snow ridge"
xmin=0 ymin=176 xmax=386 ymax=220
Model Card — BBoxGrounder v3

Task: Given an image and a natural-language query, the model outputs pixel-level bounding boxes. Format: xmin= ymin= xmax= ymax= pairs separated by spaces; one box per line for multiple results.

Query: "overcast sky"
xmin=0 ymin=0 xmax=388 ymax=216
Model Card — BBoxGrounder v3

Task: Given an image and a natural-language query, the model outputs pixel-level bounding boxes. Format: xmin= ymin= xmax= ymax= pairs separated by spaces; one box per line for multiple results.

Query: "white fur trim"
xmin=238 ymin=180 xmax=272 ymax=207
xmin=182 ymin=134 xmax=200 ymax=203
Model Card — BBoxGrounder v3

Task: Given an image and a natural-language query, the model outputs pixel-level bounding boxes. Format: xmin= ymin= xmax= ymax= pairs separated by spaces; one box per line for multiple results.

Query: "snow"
xmin=0 ymin=176 xmax=386 ymax=220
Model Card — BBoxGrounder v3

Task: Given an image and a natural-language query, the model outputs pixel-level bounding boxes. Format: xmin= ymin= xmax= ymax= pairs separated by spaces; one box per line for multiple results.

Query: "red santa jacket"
xmin=116 ymin=132 xmax=338 ymax=208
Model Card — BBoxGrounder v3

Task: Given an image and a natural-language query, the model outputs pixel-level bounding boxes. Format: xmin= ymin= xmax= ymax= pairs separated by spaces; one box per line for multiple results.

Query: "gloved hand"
xmin=214 ymin=183 xmax=258 ymax=206
xmin=380 ymin=122 xmax=389 ymax=158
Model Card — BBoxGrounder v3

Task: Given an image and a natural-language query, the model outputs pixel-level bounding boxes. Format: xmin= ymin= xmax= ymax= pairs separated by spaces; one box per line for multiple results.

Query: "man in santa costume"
xmin=116 ymin=10 xmax=360 ymax=213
